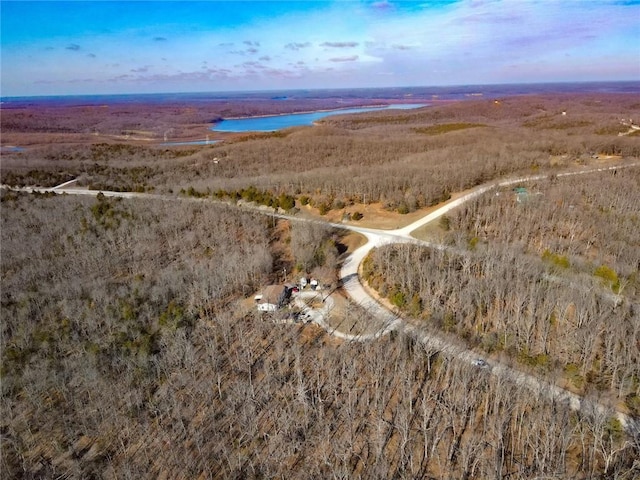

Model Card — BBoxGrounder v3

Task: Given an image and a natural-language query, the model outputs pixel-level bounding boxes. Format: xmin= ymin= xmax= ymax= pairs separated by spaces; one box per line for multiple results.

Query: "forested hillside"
xmin=364 ymin=167 xmax=640 ymax=414
xmin=1 ymin=92 xmax=639 ymax=478
xmin=2 ymin=193 xmax=637 ymax=479
xmin=105 ymin=94 xmax=640 ymax=214
xmin=0 ymin=192 xmax=271 ymax=477
xmin=2 ymin=94 xmax=639 ymax=217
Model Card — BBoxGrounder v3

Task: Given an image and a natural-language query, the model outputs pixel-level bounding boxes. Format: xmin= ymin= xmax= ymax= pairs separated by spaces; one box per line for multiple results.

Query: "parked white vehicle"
xmin=472 ymin=359 xmax=489 ymax=368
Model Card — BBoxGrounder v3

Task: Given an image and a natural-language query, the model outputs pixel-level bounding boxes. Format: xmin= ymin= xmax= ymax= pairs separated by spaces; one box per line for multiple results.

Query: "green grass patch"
xmin=595 ymin=125 xmax=632 ymax=135
xmin=523 ymin=117 xmax=593 ymax=130
xmin=564 ymin=363 xmax=585 ymax=389
xmin=542 ymin=249 xmax=570 ymax=269
xmin=594 ymin=264 xmax=621 ymax=293
xmin=412 ymin=123 xmax=485 ymax=135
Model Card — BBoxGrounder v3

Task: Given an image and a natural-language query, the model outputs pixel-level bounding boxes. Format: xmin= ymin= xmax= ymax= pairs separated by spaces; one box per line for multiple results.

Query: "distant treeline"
xmin=3 ymin=94 xmax=639 ymax=217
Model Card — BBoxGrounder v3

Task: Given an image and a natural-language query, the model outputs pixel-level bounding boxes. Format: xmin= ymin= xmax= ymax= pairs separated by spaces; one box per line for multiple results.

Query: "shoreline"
xmin=217 ymin=104 xmax=388 ymax=121
xmin=216 ymin=102 xmax=429 ymax=122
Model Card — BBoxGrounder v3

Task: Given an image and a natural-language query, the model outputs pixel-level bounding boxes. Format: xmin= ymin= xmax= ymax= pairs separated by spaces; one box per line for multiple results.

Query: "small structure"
xmin=256 ymin=285 xmax=289 ymax=312
xmin=514 ymin=187 xmax=542 ymax=204
xmin=514 ymin=187 xmax=529 ymax=204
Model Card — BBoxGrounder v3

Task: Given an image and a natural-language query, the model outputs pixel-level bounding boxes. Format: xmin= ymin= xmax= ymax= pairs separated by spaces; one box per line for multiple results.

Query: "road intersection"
xmin=4 ymin=160 xmax=638 ymax=435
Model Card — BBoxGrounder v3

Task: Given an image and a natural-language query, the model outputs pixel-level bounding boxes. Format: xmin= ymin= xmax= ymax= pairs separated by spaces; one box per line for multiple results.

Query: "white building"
xmin=256 ymin=285 xmax=288 ymax=312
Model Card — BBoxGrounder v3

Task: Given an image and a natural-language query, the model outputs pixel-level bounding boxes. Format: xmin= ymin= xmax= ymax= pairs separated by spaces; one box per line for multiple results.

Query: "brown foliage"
xmin=1 ymin=91 xmax=639 ymax=478
xmin=3 ymin=93 xmax=639 ymax=211
xmin=364 ymin=168 xmax=640 ymax=400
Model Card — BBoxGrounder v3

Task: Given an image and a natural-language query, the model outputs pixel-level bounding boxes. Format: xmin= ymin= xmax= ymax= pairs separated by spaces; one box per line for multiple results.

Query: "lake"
xmin=0 ymin=146 xmax=24 ymax=153
xmin=210 ymin=104 xmax=427 ymax=132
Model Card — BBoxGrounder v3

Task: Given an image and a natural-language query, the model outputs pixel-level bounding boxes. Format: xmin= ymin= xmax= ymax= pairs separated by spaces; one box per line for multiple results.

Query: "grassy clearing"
xmin=411 ymin=122 xmax=485 ymax=135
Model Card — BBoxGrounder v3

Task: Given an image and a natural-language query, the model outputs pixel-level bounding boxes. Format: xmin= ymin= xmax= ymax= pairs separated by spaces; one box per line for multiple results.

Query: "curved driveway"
xmin=332 ymin=162 xmax=639 ymax=434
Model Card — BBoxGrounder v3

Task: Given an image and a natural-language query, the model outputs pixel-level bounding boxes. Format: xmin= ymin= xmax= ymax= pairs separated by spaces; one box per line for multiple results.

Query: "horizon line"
xmin=2 ymin=80 xmax=639 ymax=101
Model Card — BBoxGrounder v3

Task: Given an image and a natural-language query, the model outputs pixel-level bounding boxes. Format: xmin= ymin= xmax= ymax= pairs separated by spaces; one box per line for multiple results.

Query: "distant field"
xmin=2 ymin=92 xmax=639 ymax=219
xmin=2 ymin=87 xmax=639 ymax=478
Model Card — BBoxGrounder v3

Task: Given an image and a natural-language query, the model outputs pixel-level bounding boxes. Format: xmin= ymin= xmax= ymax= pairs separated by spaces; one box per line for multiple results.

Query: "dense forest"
xmin=1 ymin=92 xmax=639 ymax=478
xmin=363 ymin=167 xmax=640 ymax=414
xmin=1 ymin=192 xmax=637 ymax=478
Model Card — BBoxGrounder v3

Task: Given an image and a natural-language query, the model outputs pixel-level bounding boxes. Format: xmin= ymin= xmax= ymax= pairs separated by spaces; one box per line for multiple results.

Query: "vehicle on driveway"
xmin=472 ymin=358 xmax=489 ymax=368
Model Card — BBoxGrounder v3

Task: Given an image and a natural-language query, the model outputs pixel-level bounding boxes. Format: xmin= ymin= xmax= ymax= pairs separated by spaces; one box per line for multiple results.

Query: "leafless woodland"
xmin=365 ymin=167 xmax=640 ymax=415
xmin=1 ymin=193 xmax=637 ymax=478
xmin=2 ymin=94 xmax=639 ymax=214
xmin=1 ymin=93 xmax=640 ymax=478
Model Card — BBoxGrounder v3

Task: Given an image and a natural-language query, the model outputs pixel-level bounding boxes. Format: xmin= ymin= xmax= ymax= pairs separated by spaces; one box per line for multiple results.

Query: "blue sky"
xmin=1 ymin=0 xmax=639 ymax=96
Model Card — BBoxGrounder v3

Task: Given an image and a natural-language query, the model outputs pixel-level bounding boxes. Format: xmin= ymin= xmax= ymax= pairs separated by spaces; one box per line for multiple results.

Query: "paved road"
xmin=3 ymin=161 xmax=639 ymax=434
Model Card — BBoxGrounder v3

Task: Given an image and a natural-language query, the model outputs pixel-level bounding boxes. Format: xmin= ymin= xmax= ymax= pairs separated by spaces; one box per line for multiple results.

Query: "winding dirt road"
xmin=4 ymin=161 xmax=639 ymax=435
xmin=325 ymin=162 xmax=640 ymax=434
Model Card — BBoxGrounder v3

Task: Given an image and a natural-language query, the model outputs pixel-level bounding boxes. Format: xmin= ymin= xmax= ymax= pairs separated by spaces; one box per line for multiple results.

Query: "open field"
xmin=2 ymin=91 xmax=639 ymax=478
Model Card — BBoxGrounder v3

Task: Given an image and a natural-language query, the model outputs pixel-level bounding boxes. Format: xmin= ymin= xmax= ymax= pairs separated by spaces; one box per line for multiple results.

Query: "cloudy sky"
xmin=1 ymin=0 xmax=639 ymax=97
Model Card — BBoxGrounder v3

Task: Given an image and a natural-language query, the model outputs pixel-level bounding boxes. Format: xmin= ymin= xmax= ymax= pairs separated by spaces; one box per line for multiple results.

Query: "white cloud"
xmin=2 ymin=0 xmax=638 ymax=95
